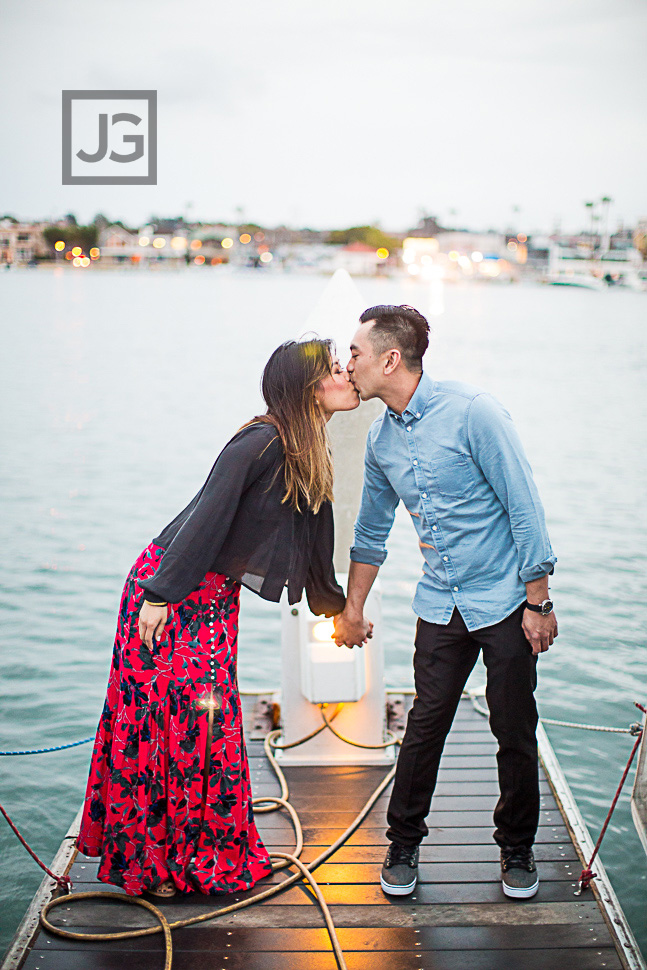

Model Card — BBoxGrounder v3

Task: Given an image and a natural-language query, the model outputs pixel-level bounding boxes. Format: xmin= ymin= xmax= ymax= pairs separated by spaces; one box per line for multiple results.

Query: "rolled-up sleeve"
xmin=467 ymin=393 xmax=556 ymax=582
xmin=141 ymin=428 xmax=279 ymax=603
xmin=350 ymin=431 xmax=400 ymax=566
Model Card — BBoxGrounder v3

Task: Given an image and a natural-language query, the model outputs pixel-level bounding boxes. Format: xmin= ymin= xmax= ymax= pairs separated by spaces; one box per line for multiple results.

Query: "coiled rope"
xmin=26 ymin=704 xmax=401 ymax=970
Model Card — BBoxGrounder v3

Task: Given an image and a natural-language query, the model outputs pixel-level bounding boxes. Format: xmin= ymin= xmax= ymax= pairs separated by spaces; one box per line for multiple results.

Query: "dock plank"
xmin=20 ymin=951 xmax=623 ymax=970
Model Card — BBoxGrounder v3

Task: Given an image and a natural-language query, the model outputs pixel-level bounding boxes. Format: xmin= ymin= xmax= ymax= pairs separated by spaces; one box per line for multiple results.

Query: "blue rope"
xmin=0 ymin=737 xmax=94 ymax=756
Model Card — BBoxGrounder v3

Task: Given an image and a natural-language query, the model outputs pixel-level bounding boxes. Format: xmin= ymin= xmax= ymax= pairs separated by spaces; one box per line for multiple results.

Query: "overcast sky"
xmin=2 ymin=0 xmax=645 ymax=234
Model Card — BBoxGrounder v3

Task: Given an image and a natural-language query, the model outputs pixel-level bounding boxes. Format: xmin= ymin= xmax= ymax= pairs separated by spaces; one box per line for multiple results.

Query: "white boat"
xmin=546 ymin=272 xmax=606 ymax=290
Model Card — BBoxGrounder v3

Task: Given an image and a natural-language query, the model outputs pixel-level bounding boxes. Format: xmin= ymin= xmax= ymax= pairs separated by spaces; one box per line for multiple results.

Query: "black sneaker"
xmin=380 ymin=842 xmax=419 ymax=896
xmin=500 ymin=845 xmax=539 ymax=899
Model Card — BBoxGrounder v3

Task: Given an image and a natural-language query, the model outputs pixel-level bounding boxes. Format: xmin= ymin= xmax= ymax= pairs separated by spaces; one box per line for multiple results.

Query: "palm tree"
xmin=584 ymin=201 xmax=596 ymax=253
xmin=600 ymin=196 xmax=612 ymax=251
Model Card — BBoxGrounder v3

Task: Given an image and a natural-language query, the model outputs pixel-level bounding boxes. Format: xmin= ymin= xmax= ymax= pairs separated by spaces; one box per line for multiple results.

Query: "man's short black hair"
xmin=359 ymin=304 xmax=430 ymax=373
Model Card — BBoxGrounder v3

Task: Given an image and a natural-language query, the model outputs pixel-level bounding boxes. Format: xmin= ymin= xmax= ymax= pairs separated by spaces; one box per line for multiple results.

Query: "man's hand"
xmin=522 ymin=608 xmax=558 ymax=655
xmin=333 ymin=610 xmax=373 ymax=649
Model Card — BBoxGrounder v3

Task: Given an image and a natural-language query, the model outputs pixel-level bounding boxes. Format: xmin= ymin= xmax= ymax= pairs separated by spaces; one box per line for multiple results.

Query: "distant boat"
xmin=546 ymin=273 xmax=606 ymax=290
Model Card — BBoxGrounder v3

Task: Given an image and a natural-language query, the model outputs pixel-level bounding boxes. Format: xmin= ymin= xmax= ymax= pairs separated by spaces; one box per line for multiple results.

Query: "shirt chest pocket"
xmin=428 ymin=454 xmax=477 ymax=499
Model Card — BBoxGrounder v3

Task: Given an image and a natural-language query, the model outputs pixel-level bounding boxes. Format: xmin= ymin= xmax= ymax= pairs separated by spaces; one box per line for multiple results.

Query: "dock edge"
xmin=1 ymin=807 xmax=81 ymax=970
xmin=537 ymin=721 xmax=646 ymax=970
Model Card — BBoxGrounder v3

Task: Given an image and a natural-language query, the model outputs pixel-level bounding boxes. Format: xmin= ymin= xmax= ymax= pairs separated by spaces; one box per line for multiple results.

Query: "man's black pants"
xmin=386 ymin=604 xmax=539 ymax=849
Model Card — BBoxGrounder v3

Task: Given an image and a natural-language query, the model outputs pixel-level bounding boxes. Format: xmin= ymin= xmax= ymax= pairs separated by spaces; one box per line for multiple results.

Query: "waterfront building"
xmin=0 ymin=219 xmax=49 ymax=265
xmin=97 ymin=224 xmax=140 ymax=263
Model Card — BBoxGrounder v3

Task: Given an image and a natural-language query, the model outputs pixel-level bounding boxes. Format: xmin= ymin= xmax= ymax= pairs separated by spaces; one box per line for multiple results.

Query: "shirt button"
xmin=443 ymin=556 xmax=449 ymax=562
xmin=453 ymin=586 xmax=459 ymax=592
xmin=413 ymin=459 xmax=418 ymax=466
xmin=432 ymin=525 xmax=438 ymax=531
xmin=406 ymin=426 xmax=411 ymax=432
xmin=416 ymin=412 xmax=421 ymax=418
xmin=422 ymin=492 xmax=427 ymax=499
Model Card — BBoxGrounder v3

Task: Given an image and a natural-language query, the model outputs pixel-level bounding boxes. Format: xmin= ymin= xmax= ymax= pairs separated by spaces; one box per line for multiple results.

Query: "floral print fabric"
xmin=77 ymin=542 xmax=273 ymax=896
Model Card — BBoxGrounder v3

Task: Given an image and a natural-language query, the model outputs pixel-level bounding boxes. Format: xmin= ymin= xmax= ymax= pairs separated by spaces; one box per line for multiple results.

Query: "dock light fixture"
xmin=54 ymin=241 xmax=65 ymax=252
xmin=139 ymin=236 xmax=150 ymax=246
xmin=289 ymin=605 xmax=367 ymax=705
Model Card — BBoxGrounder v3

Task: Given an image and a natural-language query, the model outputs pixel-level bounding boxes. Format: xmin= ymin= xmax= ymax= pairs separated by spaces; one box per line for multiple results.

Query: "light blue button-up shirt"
xmin=350 ymin=373 xmax=556 ymax=631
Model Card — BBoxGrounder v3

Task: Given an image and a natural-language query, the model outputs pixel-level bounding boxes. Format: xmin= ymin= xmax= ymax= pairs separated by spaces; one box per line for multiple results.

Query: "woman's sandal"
xmin=145 ymin=880 xmax=177 ymax=899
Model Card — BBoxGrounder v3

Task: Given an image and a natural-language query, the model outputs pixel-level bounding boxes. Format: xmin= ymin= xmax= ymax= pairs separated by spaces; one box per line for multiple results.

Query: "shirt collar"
xmin=387 ymin=371 xmax=434 ymax=422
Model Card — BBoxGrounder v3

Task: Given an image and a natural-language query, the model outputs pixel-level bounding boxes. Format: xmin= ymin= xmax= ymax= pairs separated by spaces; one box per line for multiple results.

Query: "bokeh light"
xmin=153 ymin=238 xmax=166 ymax=249
xmin=221 ymin=238 xmax=234 ymax=249
xmin=239 ymin=233 xmax=251 ymax=244
xmin=54 ymin=241 xmax=65 ymax=252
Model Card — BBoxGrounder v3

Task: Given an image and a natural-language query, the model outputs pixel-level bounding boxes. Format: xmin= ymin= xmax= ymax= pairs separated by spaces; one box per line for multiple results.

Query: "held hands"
xmin=522 ymin=608 xmax=558 ymax=655
xmin=333 ymin=609 xmax=373 ymax=649
xmin=138 ymin=601 xmax=170 ymax=652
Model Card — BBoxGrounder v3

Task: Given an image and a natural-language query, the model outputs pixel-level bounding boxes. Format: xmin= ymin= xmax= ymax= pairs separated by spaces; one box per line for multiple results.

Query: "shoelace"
xmin=386 ymin=843 xmax=419 ymax=868
xmin=501 ymin=846 xmax=535 ymax=872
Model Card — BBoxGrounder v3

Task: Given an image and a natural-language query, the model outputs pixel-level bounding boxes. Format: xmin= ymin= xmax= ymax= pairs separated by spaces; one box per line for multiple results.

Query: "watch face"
xmin=541 ymin=599 xmax=554 ymax=615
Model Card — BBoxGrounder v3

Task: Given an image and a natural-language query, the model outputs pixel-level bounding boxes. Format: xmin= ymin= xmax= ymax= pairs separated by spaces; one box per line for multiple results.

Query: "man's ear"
xmin=383 ymin=349 xmax=401 ymax=376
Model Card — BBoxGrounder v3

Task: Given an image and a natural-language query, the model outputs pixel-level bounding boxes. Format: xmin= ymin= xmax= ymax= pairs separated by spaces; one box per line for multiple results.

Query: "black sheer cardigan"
xmin=140 ymin=422 xmax=346 ymax=617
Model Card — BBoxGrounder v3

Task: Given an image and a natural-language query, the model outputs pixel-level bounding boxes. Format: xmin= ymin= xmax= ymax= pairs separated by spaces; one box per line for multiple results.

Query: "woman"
xmin=77 ymin=338 xmax=363 ymax=898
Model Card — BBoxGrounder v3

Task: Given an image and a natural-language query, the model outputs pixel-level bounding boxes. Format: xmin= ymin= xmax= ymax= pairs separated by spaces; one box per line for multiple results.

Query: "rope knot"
xmin=575 ymin=867 xmax=597 ymax=895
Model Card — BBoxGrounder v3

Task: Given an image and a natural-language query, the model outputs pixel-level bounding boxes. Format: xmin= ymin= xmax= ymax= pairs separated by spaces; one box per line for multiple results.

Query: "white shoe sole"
xmin=380 ymin=873 xmax=417 ymax=896
xmin=502 ymin=877 xmax=539 ymax=898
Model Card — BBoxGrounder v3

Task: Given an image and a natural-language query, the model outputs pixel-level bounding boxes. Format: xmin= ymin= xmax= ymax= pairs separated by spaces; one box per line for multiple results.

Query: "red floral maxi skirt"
xmin=77 ymin=542 xmax=273 ymax=896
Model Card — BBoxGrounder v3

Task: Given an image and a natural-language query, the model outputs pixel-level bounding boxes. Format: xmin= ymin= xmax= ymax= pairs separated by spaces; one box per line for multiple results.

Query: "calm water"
xmin=1 ymin=268 xmax=646 ymax=955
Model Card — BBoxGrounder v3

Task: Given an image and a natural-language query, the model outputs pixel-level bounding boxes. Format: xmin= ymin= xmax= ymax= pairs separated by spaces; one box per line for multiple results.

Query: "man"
xmin=333 ymin=304 xmax=557 ymax=900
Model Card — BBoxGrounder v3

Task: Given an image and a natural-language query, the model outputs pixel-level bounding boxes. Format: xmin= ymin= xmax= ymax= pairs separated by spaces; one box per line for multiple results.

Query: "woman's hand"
xmin=138 ymin=602 xmax=169 ymax=652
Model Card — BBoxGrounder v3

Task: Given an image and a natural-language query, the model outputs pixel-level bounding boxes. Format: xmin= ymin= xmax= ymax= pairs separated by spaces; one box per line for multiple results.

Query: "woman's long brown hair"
xmin=242 ymin=339 xmax=334 ymax=513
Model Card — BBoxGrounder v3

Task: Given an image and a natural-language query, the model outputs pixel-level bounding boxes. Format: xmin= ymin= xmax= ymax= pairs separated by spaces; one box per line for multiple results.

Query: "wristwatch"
xmin=525 ymin=599 xmax=554 ymax=616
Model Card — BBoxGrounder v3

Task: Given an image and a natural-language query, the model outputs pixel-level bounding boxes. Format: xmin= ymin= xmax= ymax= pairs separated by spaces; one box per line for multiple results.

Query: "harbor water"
xmin=0 ymin=268 xmax=645 ymax=955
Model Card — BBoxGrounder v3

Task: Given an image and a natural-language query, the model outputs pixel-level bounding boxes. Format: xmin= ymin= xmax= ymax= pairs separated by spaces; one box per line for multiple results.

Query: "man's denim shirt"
xmin=350 ymin=373 xmax=556 ymax=631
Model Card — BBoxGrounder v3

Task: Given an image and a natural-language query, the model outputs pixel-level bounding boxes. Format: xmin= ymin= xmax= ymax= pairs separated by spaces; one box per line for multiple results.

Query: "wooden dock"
xmin=3 ymin=693 xmax=644 ymax=970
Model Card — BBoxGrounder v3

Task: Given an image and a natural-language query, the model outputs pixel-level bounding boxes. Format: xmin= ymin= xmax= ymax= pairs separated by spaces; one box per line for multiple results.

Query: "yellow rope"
xmin=40 ymin=710 xmax=399 ymax=970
